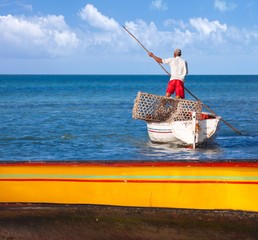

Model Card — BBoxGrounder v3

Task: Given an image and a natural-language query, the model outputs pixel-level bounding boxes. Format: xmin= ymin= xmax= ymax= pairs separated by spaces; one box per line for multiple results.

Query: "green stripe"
xmin=0 ymin=174 xmax=258 ymax=181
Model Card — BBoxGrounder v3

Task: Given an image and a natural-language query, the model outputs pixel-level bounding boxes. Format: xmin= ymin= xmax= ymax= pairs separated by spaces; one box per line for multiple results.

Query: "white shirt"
xmin=162 ymin=56 xmax=188 ymax=82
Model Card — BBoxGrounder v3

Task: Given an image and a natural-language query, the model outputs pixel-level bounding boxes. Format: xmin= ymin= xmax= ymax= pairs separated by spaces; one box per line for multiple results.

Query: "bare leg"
xmin=166 ymin=92 xmax=171 ymax=97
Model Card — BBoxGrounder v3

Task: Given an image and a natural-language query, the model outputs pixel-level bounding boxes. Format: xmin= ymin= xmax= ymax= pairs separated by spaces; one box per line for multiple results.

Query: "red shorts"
xmin=166 ymin=79 xmax=185 ymax=99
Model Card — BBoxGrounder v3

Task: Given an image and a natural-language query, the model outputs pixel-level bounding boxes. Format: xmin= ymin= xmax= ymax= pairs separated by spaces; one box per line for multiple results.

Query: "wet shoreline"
xmin=0 ymin=204 xmax=257 ymax=240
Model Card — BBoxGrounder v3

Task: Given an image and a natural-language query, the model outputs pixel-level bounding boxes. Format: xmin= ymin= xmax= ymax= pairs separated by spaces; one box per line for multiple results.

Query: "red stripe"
xmin=1 ymin=179 xmax=258 ymax=184
xmin=0 ymin=161 xmax=258 ymax=168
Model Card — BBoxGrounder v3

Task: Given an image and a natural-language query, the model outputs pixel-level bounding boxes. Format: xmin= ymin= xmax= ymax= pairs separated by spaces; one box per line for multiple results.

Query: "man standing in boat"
xmin=149 ymin=49 xmax=188 ymax=99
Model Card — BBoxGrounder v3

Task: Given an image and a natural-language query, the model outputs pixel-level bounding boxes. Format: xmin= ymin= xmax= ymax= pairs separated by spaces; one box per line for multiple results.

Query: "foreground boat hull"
xmin=0 ymin=161 xmax=257 ymax=212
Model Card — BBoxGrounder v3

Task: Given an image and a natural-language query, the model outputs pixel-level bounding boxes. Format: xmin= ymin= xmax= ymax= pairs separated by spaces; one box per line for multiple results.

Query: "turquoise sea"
xmin=0 ymin=75 xmax=257 ymax=161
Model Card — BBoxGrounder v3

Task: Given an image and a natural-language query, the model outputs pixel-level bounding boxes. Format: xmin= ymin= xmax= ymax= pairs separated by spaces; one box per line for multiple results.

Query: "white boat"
xmin=133 ymin=92 xmax=221 ymax=148
xmin=147 ymin=112 xmax=221 ymax=148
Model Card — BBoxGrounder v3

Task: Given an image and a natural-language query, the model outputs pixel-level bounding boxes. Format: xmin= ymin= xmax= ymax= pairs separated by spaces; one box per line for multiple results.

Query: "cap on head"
xmin=174 ymin=48 xmax=181 ymax=56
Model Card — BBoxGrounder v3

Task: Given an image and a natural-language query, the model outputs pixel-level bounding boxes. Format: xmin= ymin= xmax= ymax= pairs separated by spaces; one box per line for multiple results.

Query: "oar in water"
xmin=123 ymin=26 xmax=243 ymax=135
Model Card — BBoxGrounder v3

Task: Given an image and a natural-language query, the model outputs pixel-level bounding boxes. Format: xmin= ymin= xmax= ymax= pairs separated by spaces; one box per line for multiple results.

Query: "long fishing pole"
xmin=123 ymin=26 xmax=243 ymax=135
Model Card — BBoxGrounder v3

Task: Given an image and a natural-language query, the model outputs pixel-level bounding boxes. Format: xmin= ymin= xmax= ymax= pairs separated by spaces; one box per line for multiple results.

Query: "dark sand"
xmin=0 ymin=204 xmax=257 ymax=240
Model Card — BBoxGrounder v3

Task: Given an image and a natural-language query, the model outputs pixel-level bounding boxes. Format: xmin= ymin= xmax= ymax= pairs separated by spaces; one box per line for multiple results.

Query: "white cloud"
xmin=190 ymin=17 xmax=227 ymax=35
xmin=151 ymin=0 xmax=168 ymax=11
xmin=124 ymin=20 xmax=159 ymax=48
xmin=0 ymin=4 xmax=231 ymax=61
xmin=164 ymin=19 xmax=187 ymax=29
xmin=214 ymin=0 xmax=237 ymax=12
xmin=1 ymin=3 xmax=258 ymax=74
xmin=124 ymin=19 xmax=193 ymax=55
xmin=0 ymin=14 xmax=79 ymax=58
xmin=79 ymin=4 xmax=120 ymax=31
xmin=124 ymin=16 xmax=258 ymax=57
xmin=123 ymin=17 xmax=234 ymax=55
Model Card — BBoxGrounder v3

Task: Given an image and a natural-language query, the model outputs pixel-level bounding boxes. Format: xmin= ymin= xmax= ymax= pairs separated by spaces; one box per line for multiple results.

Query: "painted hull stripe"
xmin=1 ymin=174 xmax=258 ymax=181
xmin=148 ymin=130 xmax=173 ymax=134
xmin=1 ymin=162 xmax=258 ymax=167
xmin=0 ymin=179 xmax=258 ymax=184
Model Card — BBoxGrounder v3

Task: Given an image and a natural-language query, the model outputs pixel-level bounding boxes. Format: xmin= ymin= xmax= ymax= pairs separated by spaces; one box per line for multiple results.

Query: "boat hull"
xmin=147 ymin=121 xmax=181 ymax=144
xmin=147 ymin=114 xmax=220 ymax=145
xmin=0 ymin=161 xmax=257 ymax=212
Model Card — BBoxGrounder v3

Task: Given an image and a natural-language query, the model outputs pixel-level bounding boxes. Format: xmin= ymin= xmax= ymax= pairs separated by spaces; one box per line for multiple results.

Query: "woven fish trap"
xmin=132 ymin=92 xmax=202 ymax=122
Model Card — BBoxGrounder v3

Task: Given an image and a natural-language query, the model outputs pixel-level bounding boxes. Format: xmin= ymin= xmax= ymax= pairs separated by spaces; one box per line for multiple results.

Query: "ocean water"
xmin=0 ymin=74 xmax=257 ymax=161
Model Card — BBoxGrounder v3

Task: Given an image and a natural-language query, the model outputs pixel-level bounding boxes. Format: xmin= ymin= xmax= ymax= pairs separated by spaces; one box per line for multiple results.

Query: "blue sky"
xmin=0 ymin=0 xmax=258 ymax=74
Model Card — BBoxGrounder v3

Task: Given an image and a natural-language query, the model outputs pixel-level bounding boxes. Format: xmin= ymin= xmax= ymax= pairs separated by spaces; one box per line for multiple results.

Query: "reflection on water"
xmin=135 ymin=140 xmax=223 ymax=161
